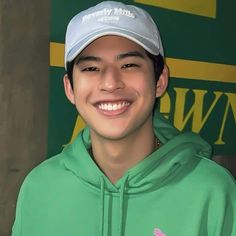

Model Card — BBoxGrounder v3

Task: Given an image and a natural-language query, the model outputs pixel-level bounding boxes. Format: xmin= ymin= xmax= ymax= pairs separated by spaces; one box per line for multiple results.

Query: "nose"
xmin=99 ymin=66 xmax=125 ymax=92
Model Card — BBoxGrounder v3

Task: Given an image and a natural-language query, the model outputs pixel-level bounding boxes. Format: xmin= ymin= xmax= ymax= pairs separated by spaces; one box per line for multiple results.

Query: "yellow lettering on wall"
xmin=134 ymin=0 xmax=216 ymax=18
xmin=174 ymin=88 xmax=222 ymax=132
xmin=173 ymin=88 xmax=194 ymax=130
xmin=215 ymin=93 xmax=236 ymax=144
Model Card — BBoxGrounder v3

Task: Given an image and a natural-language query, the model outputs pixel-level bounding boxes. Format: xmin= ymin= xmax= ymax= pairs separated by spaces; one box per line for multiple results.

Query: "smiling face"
xmin=64 ymin=35 xmax=168 ymax=142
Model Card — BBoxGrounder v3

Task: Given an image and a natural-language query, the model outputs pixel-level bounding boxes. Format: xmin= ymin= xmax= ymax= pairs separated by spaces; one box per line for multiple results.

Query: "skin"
xmin=64 ymin=35 xmax=168 ymax=183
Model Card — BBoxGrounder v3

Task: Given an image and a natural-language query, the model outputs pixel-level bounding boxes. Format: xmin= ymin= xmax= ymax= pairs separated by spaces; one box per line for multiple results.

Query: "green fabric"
xmin=12 ymin=111 xmax=236 ymax=236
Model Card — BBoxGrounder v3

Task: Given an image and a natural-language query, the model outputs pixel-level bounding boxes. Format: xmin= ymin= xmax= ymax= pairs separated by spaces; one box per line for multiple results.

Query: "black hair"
xmin=146 ymin=53 xmax=165 ymax=82
xmin=66 ymin=59 xmax=75 ymax=88
xmin=66 ymin=52 xmax=165 ymax=89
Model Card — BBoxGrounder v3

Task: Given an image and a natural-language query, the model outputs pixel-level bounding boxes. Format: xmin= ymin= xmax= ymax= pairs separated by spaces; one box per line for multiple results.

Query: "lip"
xmin=93 ymin=100 xmax=132 ymax=117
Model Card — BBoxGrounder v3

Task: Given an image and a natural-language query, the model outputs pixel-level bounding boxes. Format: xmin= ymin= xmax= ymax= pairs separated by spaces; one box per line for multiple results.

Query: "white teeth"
xmin=98 ymin=102 xmax=130 ymax=111
xmin=108 ymin=104 xmax=112 ymax=110
xmin=113 ymin=104 xmax=118 ymax=110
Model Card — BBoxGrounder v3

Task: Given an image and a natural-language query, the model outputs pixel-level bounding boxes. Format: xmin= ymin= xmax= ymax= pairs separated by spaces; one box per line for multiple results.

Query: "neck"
xmin=90 ymin=121 xmax=156 ymax=184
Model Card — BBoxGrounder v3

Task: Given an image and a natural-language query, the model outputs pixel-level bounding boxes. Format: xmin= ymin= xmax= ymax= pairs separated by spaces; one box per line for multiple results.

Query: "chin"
xmin=91 ymin=126 xmax=131 ymax=141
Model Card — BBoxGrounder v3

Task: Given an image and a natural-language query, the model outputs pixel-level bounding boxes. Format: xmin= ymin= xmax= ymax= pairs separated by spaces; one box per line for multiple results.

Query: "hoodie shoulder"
xmin=20 ymin=151 xmax=72 ymax=193
xmin=190 ymin=154 xmax=236 ymax=192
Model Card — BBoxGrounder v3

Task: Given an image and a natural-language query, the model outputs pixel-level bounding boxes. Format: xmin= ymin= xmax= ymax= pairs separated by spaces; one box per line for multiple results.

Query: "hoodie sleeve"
xmin=11 ymin=179 xmax=28 ymax=236
xmin=208 ymin=170 xmax=236 ymax=235
xmin=12 ymin=200 xmax=21 ymax=235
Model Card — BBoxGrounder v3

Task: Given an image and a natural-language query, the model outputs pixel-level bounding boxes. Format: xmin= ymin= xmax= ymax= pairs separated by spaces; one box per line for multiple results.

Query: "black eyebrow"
xmin=75 ymin=51 xmax=145 ymax=65
xmin=75 ymin=55 xmax=101 ymax=65
xmin=116 ymin=51 xmax=146 ymax=60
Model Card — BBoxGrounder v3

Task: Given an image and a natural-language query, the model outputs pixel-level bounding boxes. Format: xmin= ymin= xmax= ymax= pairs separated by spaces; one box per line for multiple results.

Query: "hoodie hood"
xmin=62 ymin=109 xmax=212 ymax=193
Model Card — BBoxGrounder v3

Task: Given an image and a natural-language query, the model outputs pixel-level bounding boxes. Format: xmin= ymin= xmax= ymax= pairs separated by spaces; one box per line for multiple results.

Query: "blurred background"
xmin=0 ymin=0 xmax=235 ymax=235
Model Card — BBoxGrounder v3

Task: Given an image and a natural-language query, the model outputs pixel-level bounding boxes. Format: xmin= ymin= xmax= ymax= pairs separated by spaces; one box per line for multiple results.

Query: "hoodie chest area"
xmin=24 ymin=177 xmax=209 ymax=236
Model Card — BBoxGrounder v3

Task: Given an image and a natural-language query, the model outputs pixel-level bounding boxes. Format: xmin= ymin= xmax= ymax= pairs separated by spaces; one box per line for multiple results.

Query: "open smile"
xmin=98 ymin=101 xmax=130 ymax=111
xmin=94 ymin=100 xmax=132 ymax=116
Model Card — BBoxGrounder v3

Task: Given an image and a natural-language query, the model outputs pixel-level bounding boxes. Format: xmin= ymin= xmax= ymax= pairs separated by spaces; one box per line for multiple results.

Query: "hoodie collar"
xmin=62 ymin=110 xmax=212 ymax=194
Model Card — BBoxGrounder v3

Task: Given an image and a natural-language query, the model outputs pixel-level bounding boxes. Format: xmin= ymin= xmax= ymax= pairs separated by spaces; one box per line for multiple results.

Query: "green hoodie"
xmin=12 ymin=111 xmax=236 ymax=236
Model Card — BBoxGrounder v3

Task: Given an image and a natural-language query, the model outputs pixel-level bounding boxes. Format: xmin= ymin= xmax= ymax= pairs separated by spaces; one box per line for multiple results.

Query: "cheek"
xmin=72 ymin=75 xmax=94 ymax=100
xmin=131 ymin=73 xmax=156 ymax=97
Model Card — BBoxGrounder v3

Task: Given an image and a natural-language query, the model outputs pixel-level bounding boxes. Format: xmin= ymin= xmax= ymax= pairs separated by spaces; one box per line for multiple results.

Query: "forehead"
xmin=79 ymin=35 xmax=147 ymax=57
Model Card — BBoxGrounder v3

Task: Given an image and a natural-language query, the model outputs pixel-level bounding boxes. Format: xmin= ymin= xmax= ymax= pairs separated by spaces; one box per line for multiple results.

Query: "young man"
xmin=12 ymin=1 xmax=236 ymax=236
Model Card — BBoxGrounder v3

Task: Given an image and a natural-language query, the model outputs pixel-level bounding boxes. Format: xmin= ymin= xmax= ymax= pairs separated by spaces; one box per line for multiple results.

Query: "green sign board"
xmin=48 ymin=0 xmax=236 ymax=158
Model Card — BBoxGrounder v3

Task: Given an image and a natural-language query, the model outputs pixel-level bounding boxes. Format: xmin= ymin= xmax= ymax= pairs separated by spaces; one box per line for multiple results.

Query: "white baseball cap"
xmin=65 ymin=1 xmax=164 ymax=69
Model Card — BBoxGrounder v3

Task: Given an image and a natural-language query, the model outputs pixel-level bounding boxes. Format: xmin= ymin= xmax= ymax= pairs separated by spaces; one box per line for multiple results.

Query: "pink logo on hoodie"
xmin=153 ymin=228 xmax=166 ymax=236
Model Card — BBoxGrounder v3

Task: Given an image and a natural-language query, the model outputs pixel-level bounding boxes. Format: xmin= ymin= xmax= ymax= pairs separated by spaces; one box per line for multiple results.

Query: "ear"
xmin=63 ymin=74 xmax=75 ymax=104
xmin=156 ymin=65 xmax=169 ymax=98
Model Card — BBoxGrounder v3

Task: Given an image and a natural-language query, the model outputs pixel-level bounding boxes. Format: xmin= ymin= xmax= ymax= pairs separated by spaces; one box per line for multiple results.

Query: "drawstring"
xmin=118 ymin=175 xmax=128 ymax=236
xmin=99 ymin=175 xmax=128 ymax=236
xmin=100 ymin=177 xmax=105 ymax=236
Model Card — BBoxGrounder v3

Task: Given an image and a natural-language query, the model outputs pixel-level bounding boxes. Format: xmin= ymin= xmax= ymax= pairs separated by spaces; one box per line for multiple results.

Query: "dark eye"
xmin=122 ymin=63 xmax=139 ymax=69
xmin=81 ymin=67 xmax=99 ymax=72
